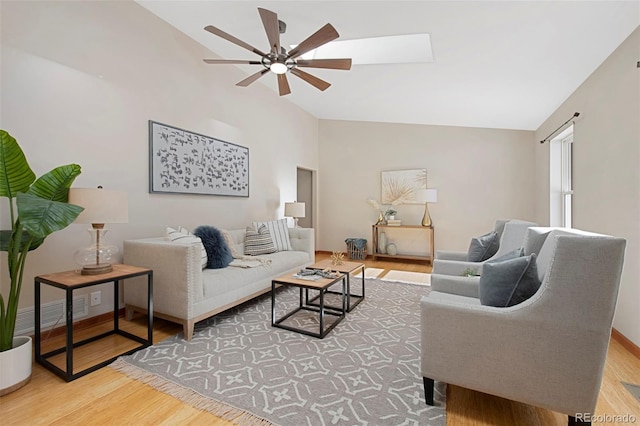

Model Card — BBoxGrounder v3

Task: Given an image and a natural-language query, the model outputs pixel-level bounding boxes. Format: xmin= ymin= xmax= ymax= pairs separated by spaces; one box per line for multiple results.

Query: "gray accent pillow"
xmin=467 ymin=231 xmax=500 ymax=262
xmin=486 ymin=247 xmax=523 ymax=264
xmin=479 ymin=253 xmax=541 ymax=307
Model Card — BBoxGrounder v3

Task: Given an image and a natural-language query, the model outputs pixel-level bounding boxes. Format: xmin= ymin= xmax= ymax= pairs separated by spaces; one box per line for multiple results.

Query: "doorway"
xmin=296 ymin=168 xmax=314 ymax=228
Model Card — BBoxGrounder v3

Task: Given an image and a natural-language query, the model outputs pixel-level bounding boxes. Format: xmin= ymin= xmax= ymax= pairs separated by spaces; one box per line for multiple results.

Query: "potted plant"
xmin=384 ymin=208 xmax=397 ymax=221
xmin=0 ymin=130 xmax=83 ymax=395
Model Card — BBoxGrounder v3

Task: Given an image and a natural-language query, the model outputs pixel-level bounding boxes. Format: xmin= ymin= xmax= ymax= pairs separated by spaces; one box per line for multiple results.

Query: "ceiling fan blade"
xmin=203 ymin=59 xmax=262 ymax=65
xmin=258 ymin=8 xmax=280 ymax=55
xmin=236 ymin=69 xmax=270 ymax=87
xmin=295 ymin=58 xmax=352 ymax=70
xmin=290 ymin=68 xmax=331 ymax=91
xmin=289 ymin=23 xmax=339 ymax=59
xmin=277 ymin=74 xmax=291 ymax=96
xmin=204 ymin=25 xmax=268 ymax=57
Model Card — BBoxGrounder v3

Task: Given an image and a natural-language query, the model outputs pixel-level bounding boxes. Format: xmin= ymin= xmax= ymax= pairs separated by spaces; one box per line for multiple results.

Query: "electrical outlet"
xmin=90 ymin=291 xmax=101 ymax=306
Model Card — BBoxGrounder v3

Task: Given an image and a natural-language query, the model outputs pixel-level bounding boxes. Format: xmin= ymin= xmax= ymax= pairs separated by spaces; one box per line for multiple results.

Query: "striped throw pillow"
xmin=244 ymin=224 xmax=277 ymax=256
xmin=253 ymin=218 xmax=293 ymax=251
xmin=165 ymin=226 xmax=208 ymax=269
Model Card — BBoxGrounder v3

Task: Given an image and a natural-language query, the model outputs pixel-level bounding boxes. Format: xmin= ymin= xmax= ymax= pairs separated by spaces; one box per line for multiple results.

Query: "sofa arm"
xmin=288 ymin=227 xmax=315 ymax=263
xmin=123 ymin=238 xmax=203 ymax=320
xmin=432 ymin=259 xmax=484 ymax=276
xmin=435 ymin=250 xmax=468 ymax=261
xmin=431 ymin=274 xmax=480 ymax=298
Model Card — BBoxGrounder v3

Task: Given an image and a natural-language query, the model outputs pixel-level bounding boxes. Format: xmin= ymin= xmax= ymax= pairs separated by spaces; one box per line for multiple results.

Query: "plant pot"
xmin=0 ymin=336 xmax=32 ymax=396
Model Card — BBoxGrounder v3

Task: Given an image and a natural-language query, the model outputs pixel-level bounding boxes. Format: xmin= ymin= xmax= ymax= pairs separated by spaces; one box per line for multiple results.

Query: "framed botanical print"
xmin=381 ymin=168 xmax=427 ymax=204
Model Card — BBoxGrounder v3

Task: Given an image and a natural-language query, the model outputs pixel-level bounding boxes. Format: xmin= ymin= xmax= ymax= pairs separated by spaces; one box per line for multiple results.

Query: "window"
xmin=549 ymin=126 xmax=573 ymax=227
xmin=560 ymin=134 xmax=573 ymax=228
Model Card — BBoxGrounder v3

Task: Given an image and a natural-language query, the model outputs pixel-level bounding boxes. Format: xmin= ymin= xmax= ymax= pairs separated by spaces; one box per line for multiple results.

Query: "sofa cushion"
xmin=194 ymin=225 xmax=233 ymax=269
xmin=479 ymin=253 xmax=541 ymax=307
xmin=253 ymin=218 xmax=293 ymax=251
xmin=165 ymin=226 xmax=207 ymax=269
xmin=467 ymin=231 xmax=500 ymax=262
xmin=244 ymin=224 xmax=277 ymax=255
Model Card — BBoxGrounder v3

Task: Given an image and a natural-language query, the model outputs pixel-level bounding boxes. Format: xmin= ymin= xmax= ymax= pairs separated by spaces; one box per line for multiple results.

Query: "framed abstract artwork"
xmin=381 ymin=168 xmax=427 ymax=204
xmin=149 ymin=121 xmax=249 ymax=197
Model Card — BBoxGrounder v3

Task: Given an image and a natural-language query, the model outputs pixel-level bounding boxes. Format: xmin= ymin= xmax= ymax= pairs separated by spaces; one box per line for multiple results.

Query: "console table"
xmin=372 ymin=224 xmax=434 ymax=265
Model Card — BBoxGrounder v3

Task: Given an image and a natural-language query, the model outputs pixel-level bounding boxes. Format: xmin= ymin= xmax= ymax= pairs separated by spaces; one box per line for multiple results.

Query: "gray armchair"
xmin=432 ymin=219 xmax=537 ymax=277
xmin=421 ymin=228 xmax=626 ymax=425
xmin=431 ymin=226 xmax=553 ymax=298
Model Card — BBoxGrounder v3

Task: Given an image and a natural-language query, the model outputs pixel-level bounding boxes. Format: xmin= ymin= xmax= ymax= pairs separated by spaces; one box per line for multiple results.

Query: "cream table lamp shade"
xmin=284 ymin=202 xmax=305 ymax=228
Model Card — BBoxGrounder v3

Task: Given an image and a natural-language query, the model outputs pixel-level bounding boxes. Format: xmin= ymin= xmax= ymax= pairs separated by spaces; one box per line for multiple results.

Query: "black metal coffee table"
xmin=271 ymin=272 xmax=346 ymax=338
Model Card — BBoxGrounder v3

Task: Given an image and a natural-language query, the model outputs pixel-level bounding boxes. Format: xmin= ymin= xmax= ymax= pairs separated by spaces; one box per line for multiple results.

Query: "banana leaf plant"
xmin=0 ymin=130 xmax=83 ymax=352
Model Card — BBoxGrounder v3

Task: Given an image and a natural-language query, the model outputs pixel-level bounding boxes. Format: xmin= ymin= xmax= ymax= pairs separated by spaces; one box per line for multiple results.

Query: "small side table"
xmin=306 ymin=259 xmax=365 ymax=312
xmin=34 ymin=264 xmax=153 ymax=382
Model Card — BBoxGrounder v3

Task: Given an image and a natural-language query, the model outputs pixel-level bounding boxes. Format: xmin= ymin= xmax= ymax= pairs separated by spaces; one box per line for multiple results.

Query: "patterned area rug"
xmin=110 ymin=278 xmax=446 ymax=425
xmin=381 ymin=271 xmax=431 ymax=286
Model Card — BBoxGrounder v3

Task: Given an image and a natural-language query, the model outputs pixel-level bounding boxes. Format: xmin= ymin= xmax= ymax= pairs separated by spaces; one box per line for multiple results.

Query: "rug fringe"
xmin=110 ymin=358 xmax=277 ymax=426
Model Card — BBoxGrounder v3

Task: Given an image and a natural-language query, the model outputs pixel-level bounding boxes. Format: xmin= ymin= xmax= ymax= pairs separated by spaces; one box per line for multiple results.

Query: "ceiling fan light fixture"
xmin=270 ymin=62 xmax=288 ymax=74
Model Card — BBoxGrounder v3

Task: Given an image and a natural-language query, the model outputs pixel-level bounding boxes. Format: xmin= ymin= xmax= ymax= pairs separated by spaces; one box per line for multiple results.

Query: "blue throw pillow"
xmin=194 ymin=225 xmax=233 ymax=269
xmin=479 ymin=253 xmax=541 ymax=307
xmin=467 ymin=231 xmax=500 ymax=262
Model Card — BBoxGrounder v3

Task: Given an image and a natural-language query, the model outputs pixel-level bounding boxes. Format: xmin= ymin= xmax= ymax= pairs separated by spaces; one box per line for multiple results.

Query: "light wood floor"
xmin=2 ymin=254 xmax=639 ymax=425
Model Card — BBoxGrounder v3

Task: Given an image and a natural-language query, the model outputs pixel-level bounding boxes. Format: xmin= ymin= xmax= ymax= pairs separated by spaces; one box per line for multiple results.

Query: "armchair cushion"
xmin=467 ymin=231 xmax=499 ymax=262
xmin=479 ymin=253 xmax=540 ymax=307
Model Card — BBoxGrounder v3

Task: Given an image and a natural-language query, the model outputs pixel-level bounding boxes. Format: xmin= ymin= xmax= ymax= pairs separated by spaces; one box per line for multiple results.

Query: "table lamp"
xmin=415 ymin=189 xmax=437 ymax=227
xmin=68 ymin=186 xmax=128 ymax=275
xmin=284 ymin=201 xmax=305 ymax=228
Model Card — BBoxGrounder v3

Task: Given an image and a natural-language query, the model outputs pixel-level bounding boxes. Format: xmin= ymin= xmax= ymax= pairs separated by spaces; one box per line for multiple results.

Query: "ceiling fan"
xmin=203 ymin=8 xmax=352 ymax=96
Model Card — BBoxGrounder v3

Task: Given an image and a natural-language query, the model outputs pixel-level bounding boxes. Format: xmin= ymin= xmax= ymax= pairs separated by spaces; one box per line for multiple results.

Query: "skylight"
xmin=294 ymin=34 xmax=433 ymax=65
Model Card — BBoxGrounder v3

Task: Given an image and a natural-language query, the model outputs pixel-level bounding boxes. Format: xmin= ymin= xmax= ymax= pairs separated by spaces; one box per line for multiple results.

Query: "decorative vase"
xmin=378 ymin=232 xmax=387 ymax=254
xmin=0 ymin=336 xmax=32 ymax=396
xmin=386 ymin=243 xmax=397 ymax=255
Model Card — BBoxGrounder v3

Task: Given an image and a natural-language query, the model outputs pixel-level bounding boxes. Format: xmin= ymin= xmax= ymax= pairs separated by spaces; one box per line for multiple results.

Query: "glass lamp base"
xmin=80 ymin=263 xmax=113 ymax=275
xmin=75 ymin=228 xmax=119 ymax=275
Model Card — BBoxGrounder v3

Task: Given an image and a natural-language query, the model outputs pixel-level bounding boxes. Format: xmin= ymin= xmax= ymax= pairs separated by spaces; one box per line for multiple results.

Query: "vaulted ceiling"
xmin=137 ymin=1 xmax=639 ymax=130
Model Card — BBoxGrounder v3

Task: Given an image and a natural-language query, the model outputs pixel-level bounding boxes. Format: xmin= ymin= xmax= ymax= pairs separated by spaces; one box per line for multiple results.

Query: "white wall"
xmin=318 ymin=120 xmax=536 ymax=255
xmin=535 ymin=27 xmax=640 ymax=346
xmin=0 ymin=1 xmax=319 ymax=315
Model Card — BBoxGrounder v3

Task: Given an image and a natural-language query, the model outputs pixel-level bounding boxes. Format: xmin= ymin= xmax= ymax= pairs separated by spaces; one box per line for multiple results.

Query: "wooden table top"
xmin=309 ymin=259 xmax=364 ymax=274
xmin=273 ymin=272 xmax=345 ymax=290
xmin=35 ymin=264 xmax=152 ymax=288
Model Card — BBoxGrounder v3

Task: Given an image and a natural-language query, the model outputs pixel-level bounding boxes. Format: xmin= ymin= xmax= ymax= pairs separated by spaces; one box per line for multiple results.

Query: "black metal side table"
xmin=34 ymin=264 xmax=153 ymax=382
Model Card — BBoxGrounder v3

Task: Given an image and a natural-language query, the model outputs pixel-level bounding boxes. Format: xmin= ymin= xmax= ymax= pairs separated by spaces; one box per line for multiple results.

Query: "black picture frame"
xmin=149 ymin=120 xmax=249 ymax=197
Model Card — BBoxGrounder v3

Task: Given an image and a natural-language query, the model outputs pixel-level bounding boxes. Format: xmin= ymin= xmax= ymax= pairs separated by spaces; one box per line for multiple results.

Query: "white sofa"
xmin=123 ymin=227 xmax=315 ymax=340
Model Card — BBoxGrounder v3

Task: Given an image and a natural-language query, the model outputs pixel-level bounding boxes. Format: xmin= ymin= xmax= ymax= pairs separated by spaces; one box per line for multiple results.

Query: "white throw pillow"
xmin=220 ymin=229 xmax=243 ymax=259
xmin=253 ymin=218 xmax=293 ymax=251
xmin=165 ymin=226 xmax=208 ymax=269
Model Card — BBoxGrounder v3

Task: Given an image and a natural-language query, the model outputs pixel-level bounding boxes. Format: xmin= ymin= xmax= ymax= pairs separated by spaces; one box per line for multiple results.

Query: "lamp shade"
xmin=415 ymin=189 xmax=438 ymax=203
xmin=284 ymin=202 xmax=305 ymax=218
xmin=68 ymin=187 xmax=129 ymax=224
